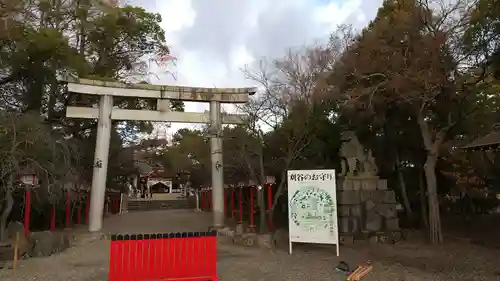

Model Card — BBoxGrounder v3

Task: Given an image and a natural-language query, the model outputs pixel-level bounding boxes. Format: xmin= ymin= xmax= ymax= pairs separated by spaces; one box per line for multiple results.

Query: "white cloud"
xmin=138 ymin=0 xmax=384 ymax=135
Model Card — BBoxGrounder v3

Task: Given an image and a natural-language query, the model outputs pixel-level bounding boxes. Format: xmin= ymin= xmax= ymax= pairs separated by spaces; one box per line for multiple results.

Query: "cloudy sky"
xmin=130 ymin=0 xmax=383 ymax=136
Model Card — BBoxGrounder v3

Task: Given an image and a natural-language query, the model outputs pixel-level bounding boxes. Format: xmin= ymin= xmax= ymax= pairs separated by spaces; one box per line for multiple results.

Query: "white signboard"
xmin=287 ymin=169 xmax=339 ymax=256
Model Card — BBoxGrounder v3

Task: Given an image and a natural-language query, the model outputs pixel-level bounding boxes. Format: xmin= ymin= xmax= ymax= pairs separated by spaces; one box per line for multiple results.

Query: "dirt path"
xmin=0 ymin=210 xmax=499 ymax=281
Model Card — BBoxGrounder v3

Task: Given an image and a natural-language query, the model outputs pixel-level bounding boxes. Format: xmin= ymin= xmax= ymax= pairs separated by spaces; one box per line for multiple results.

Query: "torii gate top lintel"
xmin=63 ymin=78 xmax=257 ymax=103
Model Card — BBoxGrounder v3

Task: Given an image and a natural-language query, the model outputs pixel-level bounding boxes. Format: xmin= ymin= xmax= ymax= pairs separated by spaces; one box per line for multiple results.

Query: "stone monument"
xmin=336 ymin=131 xmax=399 ymax=239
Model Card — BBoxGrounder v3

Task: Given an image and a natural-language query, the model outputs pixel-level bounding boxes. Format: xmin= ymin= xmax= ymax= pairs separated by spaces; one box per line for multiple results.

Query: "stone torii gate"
xmin=64 ymin=78 xmax=256 ymax=232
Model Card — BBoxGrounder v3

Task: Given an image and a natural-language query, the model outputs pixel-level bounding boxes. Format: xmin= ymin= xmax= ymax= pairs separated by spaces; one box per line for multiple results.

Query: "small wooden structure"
xmin=462 ymin=130 xmax=500 ymax=151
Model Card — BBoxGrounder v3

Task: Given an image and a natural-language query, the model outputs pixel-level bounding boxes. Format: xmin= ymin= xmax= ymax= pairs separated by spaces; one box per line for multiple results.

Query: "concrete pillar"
xmin=88 ymin=95 xmax=113 ymax=232
xmin=210 ymin=101 xmax=224 ymax=227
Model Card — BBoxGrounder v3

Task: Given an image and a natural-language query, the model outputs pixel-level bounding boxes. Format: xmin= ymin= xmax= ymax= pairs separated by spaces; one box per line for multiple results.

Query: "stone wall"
xmin=337 ymin=176 xmax=399 ymax=234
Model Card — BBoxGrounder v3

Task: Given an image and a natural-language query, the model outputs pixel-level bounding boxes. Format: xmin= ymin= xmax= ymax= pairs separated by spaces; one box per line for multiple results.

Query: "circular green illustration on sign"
xmin=290 ymin=186 xmax=335 ymax=232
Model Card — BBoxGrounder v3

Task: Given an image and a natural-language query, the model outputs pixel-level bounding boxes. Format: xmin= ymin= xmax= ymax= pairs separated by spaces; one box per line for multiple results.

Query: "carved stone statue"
xmin=339 ymin=131 xmax=364 ymax=176
xmin=339 ymin=131 xmax=378 ymax=176
xmin=362 ymin=148 xmax=378 ymax=176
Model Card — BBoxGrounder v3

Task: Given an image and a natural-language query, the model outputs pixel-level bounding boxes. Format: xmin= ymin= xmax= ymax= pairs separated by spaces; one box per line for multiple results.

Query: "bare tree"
xmin=233 ymin=35 xmax=350 ymax=231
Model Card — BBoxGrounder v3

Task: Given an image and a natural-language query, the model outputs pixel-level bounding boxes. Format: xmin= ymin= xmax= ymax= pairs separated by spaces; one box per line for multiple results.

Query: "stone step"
xmin=127 ymin=200 xmax=190 ymax=211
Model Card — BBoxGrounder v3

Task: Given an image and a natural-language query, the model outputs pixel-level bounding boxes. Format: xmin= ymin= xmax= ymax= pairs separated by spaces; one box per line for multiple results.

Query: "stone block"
xmin=350 ymin=218 xmax=360 ymax=233
xmin=338 ymin=178 xmax=351 ymax=190
xmin=382 ymin=191 xmax=397 ymax=203
xmin=376 ymin=204 xmax=397 ymax=219
xmin=339 ymin=217 xmax=359 ymax=233
xmin=360 ymin=178 xmax=378 ymax=190
xmin=338 ymin=191 xmax=361 ymax=205
xmin=272 ymin=229 xmax=289 ymax=250
xmin=235 ymin=223 xmax=245 ymax=235
xmin=246 ymin=225 xmax=256 ymax=233
xmin=350 ymin=205 xmax=362 ymax=217
xmin=217 ymin=235 xmax=235 ymax=244
xmin=232 ymin=235 xmax=244 ymax=245
xmin=29 ymin=231 xmax=54 ymax=257
xmin=368 ymin=235 xmax=379 ymax=244
xmin=364 ymin=199 xmax=376 ymax=211
xmin=257 ymin=233 xmax=274 ymax=249
xmin=370 ymin=191 xmax=385 ymax=203
xmin=352 ymin=180 xmax=361 ymax=191
xmin=364 ymin=212 xmax=382 ymax=232
xmin=385 ymin=218 xmax=400 ymax=230
xmin=339 ymin=235 xmax=354 ymax=245
xmin=391 ymin=231 xmax=403 ymax=243
xmin=339 ymin=206 xmax=351 ymax=217
xmin=360 ymin=191 xmax=371 ymax=202
xmin=242 ymin=233 xmax=257 ymax=247
xmin=217 ymin=226 xmax=235 ymax=237
xmin=51 ymin=231 xmax=70 ymax=253
xmin=377 ymin=179 xmax=388 ymax=190
xmin=339 ymin=217 xmax=350 ymax=233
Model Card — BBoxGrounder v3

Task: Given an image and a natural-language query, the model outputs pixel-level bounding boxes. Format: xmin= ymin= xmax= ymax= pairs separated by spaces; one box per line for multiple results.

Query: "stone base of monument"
xmin=339 ymin=234 xmax=354 ymax=245
xmin=337 ymin=175 xmax=401 ymax=243
xmin=1 ymin=222 xmax=74 ymax=266
xmin=235 ymin=222 xmax=246 ymax=235
xmin=216 ymin=224 xmax=275 ymax=250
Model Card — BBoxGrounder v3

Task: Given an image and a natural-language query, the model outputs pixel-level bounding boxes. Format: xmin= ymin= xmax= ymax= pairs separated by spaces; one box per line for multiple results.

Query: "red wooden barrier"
xmin=24 ymin=190 xmax=31 ymax=237
xmin=109 ymin=231 xmax=218 ymax=281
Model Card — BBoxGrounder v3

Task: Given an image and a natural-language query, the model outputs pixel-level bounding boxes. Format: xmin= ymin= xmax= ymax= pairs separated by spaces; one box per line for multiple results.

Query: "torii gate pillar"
xmin=89 ymin=95 xmax=113 ymax=232
xmin=210 ymin=101 xmax=224 ymax=227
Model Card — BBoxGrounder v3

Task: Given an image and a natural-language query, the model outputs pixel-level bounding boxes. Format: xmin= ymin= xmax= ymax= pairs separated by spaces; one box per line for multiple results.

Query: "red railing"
xmin=109 ymin=231 xmax=218 ymax=281
xmin=22 ymin=189 xmax=122 ymax=236
xmin=200 ymin=184 xmax=275 ymax=231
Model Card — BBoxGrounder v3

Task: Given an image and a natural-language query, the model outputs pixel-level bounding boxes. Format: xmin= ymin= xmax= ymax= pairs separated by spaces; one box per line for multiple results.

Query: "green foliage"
xmin=465 ymin=0 xmax=500 ymax=77
xmin=87 ymin=6 xmax=169 ymax=78
xmin=0 ymin=0 xmax=179 ymax=196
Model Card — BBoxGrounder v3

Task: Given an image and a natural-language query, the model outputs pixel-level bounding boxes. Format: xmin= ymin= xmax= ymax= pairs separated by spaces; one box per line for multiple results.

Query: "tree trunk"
xmin=242 ymin=139 xmax=268 ymax=233
xmin=257 ymin=188 xmax=266 ymax=232
xmin=417 ymin=113 xmax=444 ymax=244
xmin=395 ymin=151 xmax=413 ymax=217
xmin=424 ymin=153 xmax=443 ymax=244
xmin=419 ymin=169 xmax=429 ymax=230
xmin=257 ymin=142 xmax=268 ymax=233
xmin=0 ymin=187 xmax=14 ymax=241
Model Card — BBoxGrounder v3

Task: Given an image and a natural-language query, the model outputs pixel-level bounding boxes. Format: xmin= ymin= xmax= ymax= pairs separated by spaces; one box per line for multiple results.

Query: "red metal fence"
xmin=200 ymin=185 xmax=275 ymax=231
xmin=22 ymin=189 xmax=122 ymax=237
xmin=109 ymin=231 xmax=218 ymax=281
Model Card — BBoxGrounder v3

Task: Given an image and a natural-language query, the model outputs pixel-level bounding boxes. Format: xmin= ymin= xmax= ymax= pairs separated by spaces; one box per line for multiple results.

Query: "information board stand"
xmin=287 ymin=169 xmax=339 ymax=256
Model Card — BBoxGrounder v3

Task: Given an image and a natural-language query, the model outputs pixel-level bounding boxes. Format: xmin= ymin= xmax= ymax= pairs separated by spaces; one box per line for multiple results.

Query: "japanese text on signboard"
xmin=288 ymin=173 xmax=333 ymax=182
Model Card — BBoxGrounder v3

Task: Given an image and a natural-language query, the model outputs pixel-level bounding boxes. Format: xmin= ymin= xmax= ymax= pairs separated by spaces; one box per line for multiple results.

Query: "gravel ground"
xmin=0 ymin=210 xmax=499 ymax=281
